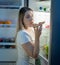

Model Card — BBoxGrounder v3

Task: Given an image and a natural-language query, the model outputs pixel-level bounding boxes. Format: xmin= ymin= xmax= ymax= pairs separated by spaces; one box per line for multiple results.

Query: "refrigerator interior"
xmin=33 ymin=11 xmax=50 ymax=59
xmin=29 ymin=0 xmax=51 ymax=65
xmin=0 ymin=1 xmax=50 ymax=65
xmin=0 ymin=0 xmax=24 ymax=62
xmin=0 ymin=9 xmax=19 ymax=61
xmin=0 ymin=9 xmax=18 ymax=38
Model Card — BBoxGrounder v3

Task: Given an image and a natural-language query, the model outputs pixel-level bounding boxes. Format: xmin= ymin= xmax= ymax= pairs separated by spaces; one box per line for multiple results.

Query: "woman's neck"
xmin=25 ymin=27 xmax=34 ymax=32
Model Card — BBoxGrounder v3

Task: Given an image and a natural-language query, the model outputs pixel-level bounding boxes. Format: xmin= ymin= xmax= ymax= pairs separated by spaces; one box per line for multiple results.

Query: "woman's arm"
xmin=22 ymin=39 xmax=39 ymax=59
xmin=22 ymin=23 xmax=43 ymax=59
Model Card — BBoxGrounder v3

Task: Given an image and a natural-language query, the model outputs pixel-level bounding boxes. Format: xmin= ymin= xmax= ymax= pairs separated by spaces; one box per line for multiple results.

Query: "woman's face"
xmin=23 ymin=11 xmax=34 ymax=28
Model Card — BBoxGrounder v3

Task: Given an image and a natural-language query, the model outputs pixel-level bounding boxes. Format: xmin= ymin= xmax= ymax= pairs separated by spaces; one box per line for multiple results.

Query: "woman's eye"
xmin=26 ymin=15 xmax=30 ymax=19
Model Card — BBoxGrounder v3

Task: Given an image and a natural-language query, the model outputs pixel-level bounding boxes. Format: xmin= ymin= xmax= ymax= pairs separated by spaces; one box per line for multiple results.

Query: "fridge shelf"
xmin=0 ymin=6 xmax=19 ymax=9
xmin=0 ymin=42 xmax=16 ymax=45
xmin=0 ymin=44 xmax=16 ymax=49
xmin=0 ymin=0 xmax=22 ymax=9
xmin=39 ymin=54 xmax=48 ymax=63
xmin=0 ymin=24 xmax=16 ymax=27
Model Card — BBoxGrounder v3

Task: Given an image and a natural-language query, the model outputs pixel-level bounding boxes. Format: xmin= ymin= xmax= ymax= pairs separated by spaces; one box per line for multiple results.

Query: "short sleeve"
xmin=16 ymin=31 xmax=31 ymax=45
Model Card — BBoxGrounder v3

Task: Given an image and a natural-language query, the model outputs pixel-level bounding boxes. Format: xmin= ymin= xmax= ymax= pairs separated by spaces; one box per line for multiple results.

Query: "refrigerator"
xmin=29 ymin=0 xmax=51 ymax=65
xmin=0 ymin=0 xmax=28 ymax=65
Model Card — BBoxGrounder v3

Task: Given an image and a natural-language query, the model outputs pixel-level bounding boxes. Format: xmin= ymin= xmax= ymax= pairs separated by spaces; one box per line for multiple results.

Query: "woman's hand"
xmin=33 ymin=22 xmax=45 ymax=38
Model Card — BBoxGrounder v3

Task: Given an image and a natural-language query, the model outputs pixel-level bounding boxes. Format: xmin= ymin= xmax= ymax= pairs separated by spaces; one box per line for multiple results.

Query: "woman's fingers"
xmin=33 ymin=24 xmax=38 ymax=28
xmin=33 ymin=23 xmax=43 ymax=37
xmin=38 ymin=21 xmax=45 ymax=30
xmin=33 ymin=22 xmax=44 ymax=31
xmin=39 ymin=24 xmax=42 ymax=31
xmin=39 ymin=21 xmax=45 ymax=25
xmin=33 ymin=21 xmax=45 ymax=28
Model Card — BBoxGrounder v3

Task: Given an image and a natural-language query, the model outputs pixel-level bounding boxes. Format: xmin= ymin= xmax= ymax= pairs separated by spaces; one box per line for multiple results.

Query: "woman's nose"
xmin=30 ymin=17 xmax=34 ymax=21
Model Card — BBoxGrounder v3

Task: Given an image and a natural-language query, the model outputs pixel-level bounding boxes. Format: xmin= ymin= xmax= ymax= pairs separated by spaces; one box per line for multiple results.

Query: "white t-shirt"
xmin=16 ymin=30 xmax=35 ymax=65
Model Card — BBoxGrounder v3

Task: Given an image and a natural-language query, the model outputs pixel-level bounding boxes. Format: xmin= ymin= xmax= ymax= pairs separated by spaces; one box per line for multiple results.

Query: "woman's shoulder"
xmin=18 ymin=30 xmax=27 ymax=35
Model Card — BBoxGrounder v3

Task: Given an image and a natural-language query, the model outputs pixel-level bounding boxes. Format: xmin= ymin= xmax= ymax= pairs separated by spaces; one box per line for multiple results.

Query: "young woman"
xmin=16 ymin=7 xmax=44 ymax=65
